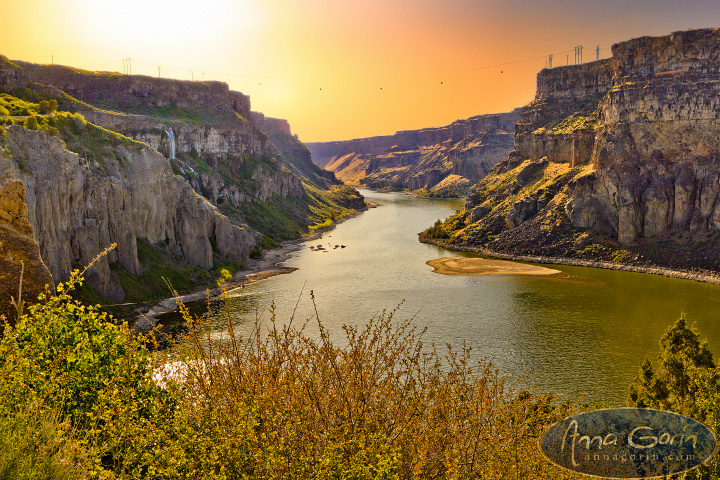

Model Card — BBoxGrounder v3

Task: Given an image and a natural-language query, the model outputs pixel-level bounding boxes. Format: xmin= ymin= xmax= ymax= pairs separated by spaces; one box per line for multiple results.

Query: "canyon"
xmin=308 ymin=110 xmax=519 ymax=197
xmin=0 ymin=56 xmax=363 ymax=313
xmin=426 ymin=28 xmax=720 ymax=273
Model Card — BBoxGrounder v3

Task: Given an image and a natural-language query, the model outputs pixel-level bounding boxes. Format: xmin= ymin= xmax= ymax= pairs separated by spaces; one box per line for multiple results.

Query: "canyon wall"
xmin=0 ymin=125 xmax=259 ymax=302
xmin=307 ymin=110 xmax=520 ymax=196
xmin=0 ymin=55 xmax=362 ymax=307
xmin=0 ymin=179 xmax=54 ymax=322
xmin=14 ymin=61 xmax=252 ymax=117
xmin=435 ymin=28 xmax=720 ymax=272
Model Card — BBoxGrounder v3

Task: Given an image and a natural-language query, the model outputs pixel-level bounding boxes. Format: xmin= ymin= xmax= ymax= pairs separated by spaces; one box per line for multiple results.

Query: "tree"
xmin=628 ymin=314 xmax=720 ymax=479
xmin=24 ymin=115 xmax=38 ymax=130
xmin=628 ymin=314 xmax=717 ymax=417
xmin=37 ymin=100 xmax=57 ymax=114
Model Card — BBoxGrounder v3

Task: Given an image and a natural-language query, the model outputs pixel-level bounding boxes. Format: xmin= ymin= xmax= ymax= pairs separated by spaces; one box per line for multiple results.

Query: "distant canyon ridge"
xmin=307 ymin=109 xmax=520 ymax=197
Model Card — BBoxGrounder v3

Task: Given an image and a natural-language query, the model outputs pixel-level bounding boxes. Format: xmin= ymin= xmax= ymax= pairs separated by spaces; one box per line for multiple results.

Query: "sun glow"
xmin=2 ymin=0 xmax=718 ymax=141
xmin=75 ymin=0 xmax=261 ymax=67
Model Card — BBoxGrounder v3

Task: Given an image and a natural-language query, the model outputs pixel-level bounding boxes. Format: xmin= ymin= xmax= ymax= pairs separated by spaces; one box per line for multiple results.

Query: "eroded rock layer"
xmin=0 ymin=126 xmax=259 ymax=302
xmin=0 ymin=179 xmax=54 ymax=323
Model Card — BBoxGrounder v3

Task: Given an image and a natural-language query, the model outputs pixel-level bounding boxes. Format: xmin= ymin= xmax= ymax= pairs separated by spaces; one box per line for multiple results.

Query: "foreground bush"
xmin=0 ymin=407 xmax=90 ymax=480
xmin=0 ymin=263 xmax=175 ymax=478
xmin=167 ymin=295 xmax=579 ymax=479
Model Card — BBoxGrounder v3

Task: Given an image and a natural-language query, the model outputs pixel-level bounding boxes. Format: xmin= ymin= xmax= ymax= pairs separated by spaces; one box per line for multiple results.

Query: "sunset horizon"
xmin=3 ymin=0 xmax=719 ymax=141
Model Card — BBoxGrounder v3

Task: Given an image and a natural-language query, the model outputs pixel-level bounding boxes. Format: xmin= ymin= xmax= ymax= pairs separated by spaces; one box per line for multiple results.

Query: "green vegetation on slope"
xmin=73 ymin=240 xmax=245 ymax=318
xmin=533 ymin=99 xmax=603 ymax=135
xmin=420 ymin=157 xmax=631 ymax=262
xmin=91 ymin=100 xmax=245 ymax=126
xmin=219 ymin=183 xmax=362 ymax=242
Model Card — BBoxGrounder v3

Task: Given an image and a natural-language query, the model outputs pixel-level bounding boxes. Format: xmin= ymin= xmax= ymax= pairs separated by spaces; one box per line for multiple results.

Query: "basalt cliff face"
xmin=0 ymin=56 xmax=363 ymax=309
xmin=307 ymin=110 xmax=519 ymax=197
xmin=427 ymin=28 xmax=720 ymax=273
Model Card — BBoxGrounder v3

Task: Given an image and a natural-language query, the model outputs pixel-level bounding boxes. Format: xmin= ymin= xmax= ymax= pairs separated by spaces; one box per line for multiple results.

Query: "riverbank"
xmin=420 ymin=237 xmax=720 ymax=285
xmin=130 ymin=242 xmax=302 ymax=332
xmin=131 ymin=203 xmax=376 ymax=332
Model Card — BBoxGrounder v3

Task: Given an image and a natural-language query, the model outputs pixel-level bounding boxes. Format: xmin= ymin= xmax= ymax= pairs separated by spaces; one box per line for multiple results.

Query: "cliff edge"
xmin=425 ymin=28 xmax=720 ymax=273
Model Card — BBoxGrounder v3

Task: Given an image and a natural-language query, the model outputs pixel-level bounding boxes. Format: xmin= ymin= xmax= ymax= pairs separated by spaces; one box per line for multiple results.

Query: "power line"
xmin=49 ymin=43 xmax=610 ymax=92
xmin=459 ymin=49 xmax=574 ymax=73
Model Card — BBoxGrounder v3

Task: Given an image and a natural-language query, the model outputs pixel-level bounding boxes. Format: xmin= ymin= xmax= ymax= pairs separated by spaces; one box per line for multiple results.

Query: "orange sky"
xmin=2 ymin=0 xmax=719 ymax=142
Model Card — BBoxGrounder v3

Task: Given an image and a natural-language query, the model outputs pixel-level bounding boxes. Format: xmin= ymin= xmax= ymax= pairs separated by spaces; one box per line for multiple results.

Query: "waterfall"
xmin=164 ymin=125 xmax=176 ymax=159
xmin=163 ymin=125 xmax=204 ymax=196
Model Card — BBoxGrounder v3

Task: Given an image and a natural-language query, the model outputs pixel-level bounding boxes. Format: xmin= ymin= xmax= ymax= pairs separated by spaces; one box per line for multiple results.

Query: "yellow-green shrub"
xmin=0 ymin=257 xmax=176 ymax=478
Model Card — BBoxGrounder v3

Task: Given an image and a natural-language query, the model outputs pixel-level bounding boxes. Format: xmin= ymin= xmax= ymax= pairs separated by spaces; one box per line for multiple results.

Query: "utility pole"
xmin=567 ymin=54 xmax=569 ymax=65
xmin=574 ymin=45 xmax=583 ymax=64
xmin=128 ymin=58 xmax=131 ymax=74
xmin=596 ymin=45 xmax=600 ymax=61
xmin=158 ymin=66 xmax=161 ymax=78
xmin=51 ymin=55 xmax=53 ymax=65
xmin=191 ymin=70 xmax=194 ymax=81
xmin=548 ymin=54 xmax=553 ymax=69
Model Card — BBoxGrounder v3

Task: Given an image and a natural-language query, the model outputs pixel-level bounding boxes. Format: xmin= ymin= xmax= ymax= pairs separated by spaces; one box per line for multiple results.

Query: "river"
xmin=175 ymin=189 xmax=720 ymax=406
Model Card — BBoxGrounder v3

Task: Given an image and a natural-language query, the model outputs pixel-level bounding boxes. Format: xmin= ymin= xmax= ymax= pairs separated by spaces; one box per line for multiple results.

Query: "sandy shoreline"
xmin=420 ymin=237 xmax=720 ymax=285
xmin=427 ymin=257 xmax=561 ymax=276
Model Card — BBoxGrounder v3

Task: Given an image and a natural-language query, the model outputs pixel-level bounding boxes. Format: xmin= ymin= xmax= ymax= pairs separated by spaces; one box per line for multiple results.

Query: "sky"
xmin=2 ymin=0 xmax=719 ymax=142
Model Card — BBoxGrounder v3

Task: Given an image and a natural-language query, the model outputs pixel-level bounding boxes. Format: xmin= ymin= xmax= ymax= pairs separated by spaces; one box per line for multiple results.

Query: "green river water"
xmin=174 ymin=189 xmax=720 ymax=406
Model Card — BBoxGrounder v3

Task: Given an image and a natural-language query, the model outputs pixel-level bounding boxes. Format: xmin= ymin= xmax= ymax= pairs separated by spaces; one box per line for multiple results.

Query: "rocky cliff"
xmin=0 ymin=178 xmax=54 ymax=323
xmin=0 ymin=56 xmax=363 ymax=309
xmin=13 ymin=60 xmax=252 ymax=118
xmin=307 ymin=110 xmax=519 ymax=197
xmin=427 ymin=28 xmax=720 ymax=273
xmin=0 ymin=124 xmax=258 ymax=302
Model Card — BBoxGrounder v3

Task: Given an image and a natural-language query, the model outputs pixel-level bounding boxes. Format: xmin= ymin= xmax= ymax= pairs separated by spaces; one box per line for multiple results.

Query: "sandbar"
xmin=426 ymin=257 xmax=561 ymax=276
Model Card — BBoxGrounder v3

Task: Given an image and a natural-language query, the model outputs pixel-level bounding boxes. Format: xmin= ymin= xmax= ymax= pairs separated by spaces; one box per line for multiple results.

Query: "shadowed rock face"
xmin=307 ymin=110 xmax=520 ymax=197
xmin=0 ymin=180 xmax=54 ymax=323
xmin=450 ymin=28 xmax=720 ymax=268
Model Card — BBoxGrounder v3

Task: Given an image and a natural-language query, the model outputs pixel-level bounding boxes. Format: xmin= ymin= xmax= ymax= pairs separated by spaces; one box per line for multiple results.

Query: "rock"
xmin=516 ymin=158 xmax=548 ymax=186
xmin=470 ymin=205 xmax=489 ymax=223
xmin=0 ymin=126 xmax=259 ymax=300
xmin=507 ymin=196 xmax=539 ymax=228
xmin=0 ymin=180 xmax=54 ymax=323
